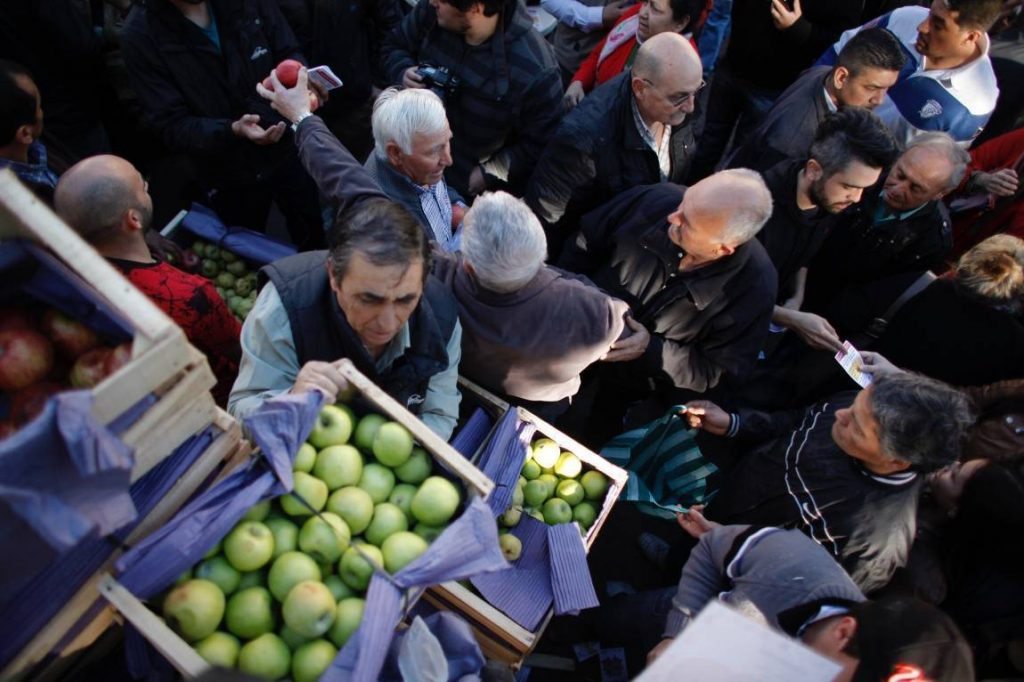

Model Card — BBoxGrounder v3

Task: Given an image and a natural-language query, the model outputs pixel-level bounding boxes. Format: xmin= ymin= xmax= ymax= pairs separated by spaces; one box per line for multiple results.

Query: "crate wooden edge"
xmin=0 ymin=170 xmax=178 ymax=342
xmin=338 ymin=359 xmax=494 ymax=499
xmin=2 ymin=412 xmax=247 ymax=681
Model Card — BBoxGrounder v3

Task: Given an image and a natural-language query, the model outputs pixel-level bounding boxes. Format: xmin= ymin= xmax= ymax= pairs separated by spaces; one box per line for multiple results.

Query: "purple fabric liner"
xmin=479 ymin=410 xmax=532 ymax=518
xmin=178 ymin=203 xmax=297 ymax=265
xmin=548 ymin=524 xmax=600 ymax=614
xmin=449 ymin=407 xmax=493 ymax=459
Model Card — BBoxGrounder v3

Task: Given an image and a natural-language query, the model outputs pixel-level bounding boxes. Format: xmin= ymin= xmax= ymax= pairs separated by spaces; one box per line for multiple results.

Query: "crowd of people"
xmin=2 ymin=0 xmax=1023 ymax=678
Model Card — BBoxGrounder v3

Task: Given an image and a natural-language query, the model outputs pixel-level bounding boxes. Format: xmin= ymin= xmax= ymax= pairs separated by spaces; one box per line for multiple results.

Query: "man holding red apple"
xmin=120 ymin=0 xmax=324 ymax=250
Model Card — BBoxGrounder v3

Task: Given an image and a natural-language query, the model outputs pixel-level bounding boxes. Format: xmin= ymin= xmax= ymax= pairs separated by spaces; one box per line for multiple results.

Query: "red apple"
xmin=0 ymin=308 xmax=33 ymax=333
xmin=10 ymin=381 xmax=64 ymax=425
xmin=0 ymin=330 xmax=54 ymax=392
xmin=276 ymin=59 xmax=302 ymax=88
xmin=105 ymin=343 xmax=132 ymax=375
xmin=451 ymin=203 xmax=466 ymax=228
xmin=41 ymin=309 xmax=101 ymax=359
xmin=181 ymin=249 xmax=202 ymax=274
xmin=69 ymin=347 xmax=113 ymax=388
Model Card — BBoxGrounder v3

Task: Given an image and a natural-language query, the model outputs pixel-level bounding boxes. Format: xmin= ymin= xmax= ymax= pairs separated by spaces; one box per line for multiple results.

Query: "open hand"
xmin=770 ymin=0 xmax=801 ymax=29
xmin=678 ymin=401 xmax=730 ymax=435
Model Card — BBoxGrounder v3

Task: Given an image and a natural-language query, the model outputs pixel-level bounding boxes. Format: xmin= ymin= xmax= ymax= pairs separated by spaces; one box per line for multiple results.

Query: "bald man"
xmin=55 ymin=155 xmax=241 ymax=405
xmin=558 ymin=168 xmax=777 ymax=445
xmin=526 ymin=32 xmax=704 ymax=256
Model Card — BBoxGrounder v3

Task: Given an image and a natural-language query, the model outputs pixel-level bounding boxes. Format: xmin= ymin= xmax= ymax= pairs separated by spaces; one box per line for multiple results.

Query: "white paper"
xmin=635 ymin=601 xmax=842 ymax=682
xmin=835 ymin=340 xmax=873 ymax=388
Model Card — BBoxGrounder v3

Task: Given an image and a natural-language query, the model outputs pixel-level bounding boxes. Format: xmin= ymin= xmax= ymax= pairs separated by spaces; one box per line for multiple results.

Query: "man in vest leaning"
xmin=228 ymin=67 xmax=463 ymax=439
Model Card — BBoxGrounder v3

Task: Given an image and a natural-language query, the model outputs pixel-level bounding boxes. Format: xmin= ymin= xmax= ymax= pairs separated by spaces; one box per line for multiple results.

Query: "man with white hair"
xmin=433 ymin=191 xmax=634 ymax=420
xmin=365 ymin=87 xmax=466 ymax=252
xmin=526 ymin=32 xmax=703 ymax=253
xmin=559 ymin=169 xmax=778 ymax=442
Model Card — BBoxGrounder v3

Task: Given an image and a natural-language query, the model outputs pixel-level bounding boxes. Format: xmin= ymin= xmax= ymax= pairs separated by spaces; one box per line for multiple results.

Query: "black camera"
xmin=417 ymin=65 xmax=461 ymax=101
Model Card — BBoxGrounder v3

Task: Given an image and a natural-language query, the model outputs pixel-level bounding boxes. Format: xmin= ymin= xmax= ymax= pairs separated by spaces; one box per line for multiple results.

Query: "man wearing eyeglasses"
xmin=525 ymin=32 xmax=703 ymax=257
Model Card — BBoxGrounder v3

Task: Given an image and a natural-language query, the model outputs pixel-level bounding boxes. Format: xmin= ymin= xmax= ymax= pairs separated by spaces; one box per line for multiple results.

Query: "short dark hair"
xmin=836 ymin=27 xmax=906 ymax=76
xmin=328 ymin=198 xmax=431 ymax=283
xmin=870 ymin=373 xmax=974 ymax=473
xmin=668 ymin=0 xmax=699 ymax=25
xmin=808 ymin=108 xmax=899 ymax=177
xmin=946 ymin=0 xmax=1003 ymax=31
xmin=0 ymin=60 xmax=36 ymax=146
xmin=439 ymin=0 xmax=505 ymax=17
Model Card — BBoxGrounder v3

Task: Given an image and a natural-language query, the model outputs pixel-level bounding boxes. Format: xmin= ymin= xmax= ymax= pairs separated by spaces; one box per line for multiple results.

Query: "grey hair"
xmin=372 ymin=87 xmax=448 ymax=157
xmin=715 ymin=168 xmax=774 ymax=244
xmin=461 ymin=192 xmax=547 ymax=293
xmin=870 ymin=373 xmax=974 ymax=473
xmin=904 ymin=132 xmax=972 ymax=191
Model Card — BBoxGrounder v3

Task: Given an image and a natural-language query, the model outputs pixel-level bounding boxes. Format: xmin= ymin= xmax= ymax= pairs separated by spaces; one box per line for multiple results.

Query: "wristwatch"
xmin=291 ymin=111 xmax=313 ymax=133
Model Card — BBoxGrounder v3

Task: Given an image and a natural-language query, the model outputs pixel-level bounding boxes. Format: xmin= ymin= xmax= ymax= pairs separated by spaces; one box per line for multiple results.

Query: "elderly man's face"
xmin=328 ymin=252 xmax=424 ymax=358
xmin=390 ymin=125 xmax=453 ymax=187
xmin=882 ymin=145 xmax=954 ymax=212
xmin=666 ymin=185 xmax=732 ymax=266
xmin=633 ymin=62 xmax=704 ymax=128
xmin=831 ymin=387 xmax=886 ymax=466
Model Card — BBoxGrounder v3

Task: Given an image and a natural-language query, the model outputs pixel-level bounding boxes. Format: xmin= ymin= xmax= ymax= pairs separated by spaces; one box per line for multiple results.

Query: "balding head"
xmin=632 ymin=33 xmax=703 ymax=127
xmin=55 ymin=155 xmax=153 ymax=246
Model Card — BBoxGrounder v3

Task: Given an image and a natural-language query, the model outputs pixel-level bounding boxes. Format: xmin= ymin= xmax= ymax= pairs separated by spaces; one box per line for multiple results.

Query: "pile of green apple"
xmin=496 ymin=438 xmax=609 ymax=562
xmin=188 ymin=239 xmax=259 ymax=322
xmin=157 ymin=404 xmax=464 ymax=681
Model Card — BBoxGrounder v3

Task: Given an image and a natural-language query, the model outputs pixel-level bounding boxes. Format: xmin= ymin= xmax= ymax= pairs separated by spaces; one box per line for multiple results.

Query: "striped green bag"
xmin=600 ymin=405 xmax=718 ymax=519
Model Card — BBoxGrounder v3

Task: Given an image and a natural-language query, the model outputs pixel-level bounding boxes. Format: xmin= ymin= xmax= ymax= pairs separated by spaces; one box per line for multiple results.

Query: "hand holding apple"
xmin=291 ymin=360 xmax=351 ymax=403
xmin=257 ymin=65 xmax=315 ymax=124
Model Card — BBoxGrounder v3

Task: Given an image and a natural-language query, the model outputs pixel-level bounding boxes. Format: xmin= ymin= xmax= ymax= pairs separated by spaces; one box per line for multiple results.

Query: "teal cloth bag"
xmin=600 ymin=405 xmax=718 ymax=519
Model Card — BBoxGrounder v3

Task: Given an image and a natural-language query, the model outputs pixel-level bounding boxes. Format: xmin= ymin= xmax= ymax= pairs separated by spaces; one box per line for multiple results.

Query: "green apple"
xmin=554 ymin=451 xmax=582 ymax=479
xmin=265 ymin=516 xmax=300 ymax=558
xmin=324 ymin=574 xmax=355 ymax=601
xmin=365 ymin=503 xmax=408 ymax=547
xmin=388 ymin=483 xmax=417 ymax=517
xmin=517 ymin=475 xmax=528 ymax=488
xmin=225 ymin=586 xmax=275 ymax=639
xmin=313 ymin=445 xmax=363 ymax=490
xmin=242 ymin=500 xmax=271 ymax=522
xmin=298 ymin=513 xmax=351 ymax=564
xmin=268 ymin=551 xmax=322 ymax=601
xmin=512 ymin=485 xmax=525 ymax=507
xmin=542 ymin=498 xmax=573 ymax=525
xmin=281 ymin=471 xmax=329 ymax=517
xmin=282 ymin=580 xmax=337 ymax=638
xmin=537 ymin=474 xmax=558 ymax=496
xmin=358 ymin=463 xmax=396 ymax=503
xmin=520 ymin=459 xmax=541 ymax=480
xmin=413 ymin=522 xmax=446 ymax=543
xmin=526 ymin=508 xmax=545 ymax=523
xmin=308 ymin=404 xmax=354 ymax=449
xmin=531 ymin=439 xmax=560 ymax=469
xmin=326 ymin=486 xmax=374 ymax=535
xmin=353 ymin=413 xmax=386 ymax=452
xmin=194 ymin=556 xmax=241 ymax=596
xmin=573 ymin=501 xmax=598 ymax=530
xmin=523 ymin=480 xmax=550 ymax=508
xmin=381 ymin=531 xmax=428 ymax=573
xmin=238 ymin=633 xmax=290 ymax=680
xmin=372 ymin=421 xmax=414 ymax=467
xmin=394 ymin=447 xmax=432 ymax=484
xmin=194 ymin=631 xmax=240 ymax=668
xmin=237 ymin=570 xmax=265 ymax=590
xmin=294 ymin=443 xmax=317 ymax=473
xmin=499 ymin=506 xmax=522 ymax=528
xmin=556 ymin=479 xmax=585 ymax=506
xmin=410 ymin=476 xmax=460 ymax=526
xmin=292 ymin=639 xmax=338 ymax=682
xmin=223 ymin=521 xmax=275 ymax=572
xmin=580 ymin=470 xmax=610 ymax=501
xmin=329 ymin=597 xmax=365 ymax=648
xmin=499 ymin=534 xmax=522 ymax=562
xmin=163 ymin=579 xmax=225 ymax=642
xmin=338 ymin=543 xmax=384 ymax=591
xmin=279 ymin=625 xmax=312 ymax=651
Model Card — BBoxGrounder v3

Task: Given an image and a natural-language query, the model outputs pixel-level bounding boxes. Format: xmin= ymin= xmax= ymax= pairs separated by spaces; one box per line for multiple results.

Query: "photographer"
xmin=381 ymin=0 xmax=564 ymax=197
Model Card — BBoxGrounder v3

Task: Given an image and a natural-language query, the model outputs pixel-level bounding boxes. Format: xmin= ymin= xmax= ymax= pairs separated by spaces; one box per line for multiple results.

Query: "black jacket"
xmin=706 ymin=393 xmax=925 ymax=594
xmin=525 ymin=71 xmax=697 ymax=244
xmin=559 ymin=183 xmax=778 ymax=394
xmin=120 ymin=0 xmax=303 ymax=186
xmin=381 ymin=0 xmax=563 ymax=195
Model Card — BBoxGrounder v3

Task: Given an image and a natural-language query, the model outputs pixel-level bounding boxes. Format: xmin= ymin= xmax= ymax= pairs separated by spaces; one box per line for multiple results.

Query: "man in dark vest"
xmin=228 ymin=67 xmax=462 ymax=439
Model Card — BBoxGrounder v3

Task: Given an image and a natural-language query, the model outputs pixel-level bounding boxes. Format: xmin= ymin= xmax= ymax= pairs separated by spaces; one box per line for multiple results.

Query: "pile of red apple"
xmin=0 ymin=306 xmax=130 ymax=438
xmin=157 ymin=404 xmax=464 ymax=681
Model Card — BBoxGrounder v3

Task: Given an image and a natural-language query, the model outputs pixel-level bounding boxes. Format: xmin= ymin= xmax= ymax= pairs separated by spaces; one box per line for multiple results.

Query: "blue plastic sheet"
xmin=449 ymin=407 xmax=494 ymax=459
xmin=179 ymin=203 xmax=297 ymax=265
xmin=477 ymin=410 xmax=532 ymax=518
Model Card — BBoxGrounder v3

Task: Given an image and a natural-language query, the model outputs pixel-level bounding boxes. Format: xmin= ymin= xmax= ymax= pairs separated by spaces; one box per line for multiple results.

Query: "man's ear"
xmin=962 ymin=27 xmax=983 ymax=49
xmin=805 ymin=158 xmax=824 ymax=183
xmin=716 ymin=242 xmax=736 ymax=258
xmin=832 ymin=66 xmax=850 ymax=91
xmin=124 ymin=208 xmax=145 ymax=233
xmin=631 ymin=76 xmax=648 ymax=100
xmin=325 ymin=260 xmax=341 ymax=293
xmin=385 ymin=141 xmax=404 ymax=169
xmin=14 ymin=123 xmax=34 ymax=145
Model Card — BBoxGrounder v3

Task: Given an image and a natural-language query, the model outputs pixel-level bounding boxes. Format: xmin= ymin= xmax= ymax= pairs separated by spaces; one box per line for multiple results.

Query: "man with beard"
xmin=55 ymin=155 xmax=242 ymax=405
xmin=759 ymin=108 xmax=897 ymax=353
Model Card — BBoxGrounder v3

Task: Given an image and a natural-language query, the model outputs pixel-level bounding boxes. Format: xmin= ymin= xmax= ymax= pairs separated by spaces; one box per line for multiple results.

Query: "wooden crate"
xmin=424 ymin=380 xmax=628 ymax=667
xmin=0 ymin=169 xmax=218 ymax=480
xmin=4 ymin=409 xmax=251 ymax=681
xmin=99 ymin=360 xmax=495 ymax=679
